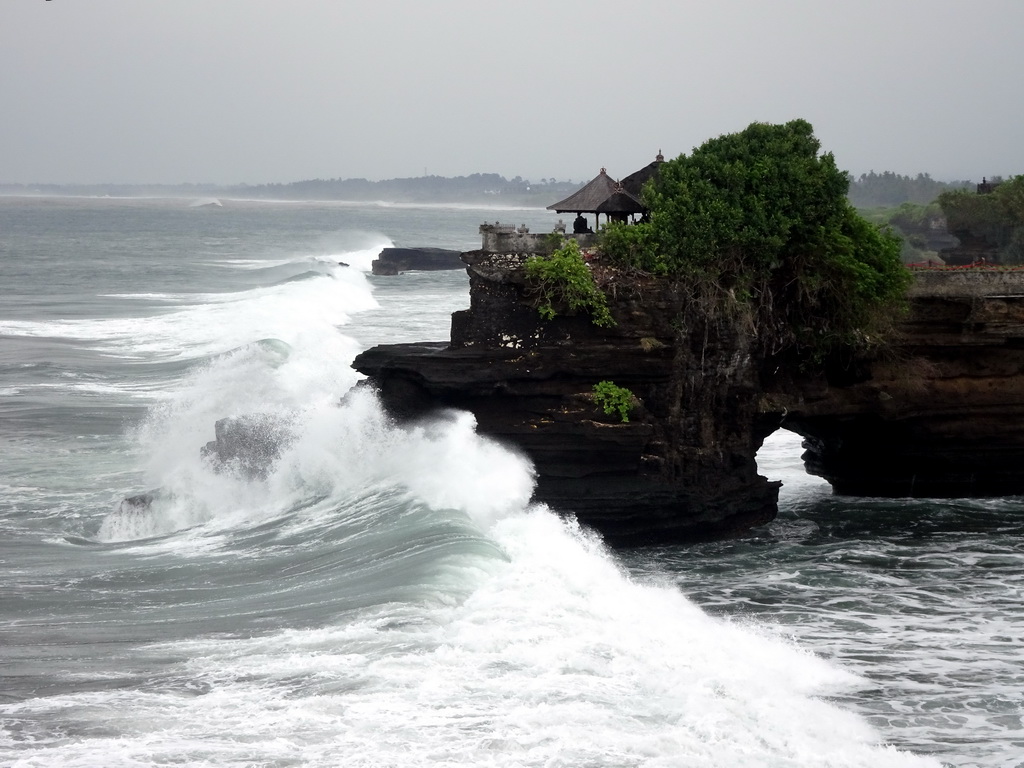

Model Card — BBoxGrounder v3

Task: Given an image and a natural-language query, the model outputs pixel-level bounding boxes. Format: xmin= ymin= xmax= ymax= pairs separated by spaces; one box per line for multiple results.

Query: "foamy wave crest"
xmin=77 ymin=504 xmax=937 ymax=766
xmin=268 ymin=398 xmax=536 ymax=532
xmin=0 ymin=259 xmax=377 ymax=362
xmin=99 ymin=368 xmax=535 ymax=546
xmin=86 ymin=328 xmax=934 ymax=765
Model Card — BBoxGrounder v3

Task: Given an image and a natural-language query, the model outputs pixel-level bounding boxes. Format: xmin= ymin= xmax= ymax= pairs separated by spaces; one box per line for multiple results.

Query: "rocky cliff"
xmin=779 ymin=269 xmax=1024 ymax=497
xmin=355 ymin=250 xmax=779 ymax=545
xmin=353 ymin=252 xmax=1024 ymax=545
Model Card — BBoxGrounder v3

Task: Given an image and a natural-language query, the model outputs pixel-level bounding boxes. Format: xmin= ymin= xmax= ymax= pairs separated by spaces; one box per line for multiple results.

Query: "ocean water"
xmin=0 ymin=195 xmax=1020 ymax=767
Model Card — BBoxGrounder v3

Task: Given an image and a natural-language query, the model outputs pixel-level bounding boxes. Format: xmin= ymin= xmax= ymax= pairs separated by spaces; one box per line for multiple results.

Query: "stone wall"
xmin=907 ymin=268 xmax=1024 ymax=298
xmin=478 ymin=225 xmax=598 ymax=255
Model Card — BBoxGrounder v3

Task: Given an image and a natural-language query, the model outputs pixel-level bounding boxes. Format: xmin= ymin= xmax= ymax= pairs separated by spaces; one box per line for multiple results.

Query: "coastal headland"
xmin=354 ymin=240 xmax=1024 ymax=545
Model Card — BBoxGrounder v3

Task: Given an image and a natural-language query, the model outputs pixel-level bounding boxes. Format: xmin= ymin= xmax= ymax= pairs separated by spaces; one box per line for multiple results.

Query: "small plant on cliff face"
xmin=524 ymin=238 xmax=614 ymax=327
xmin=592 ymin=380 xmax=635 ymax=423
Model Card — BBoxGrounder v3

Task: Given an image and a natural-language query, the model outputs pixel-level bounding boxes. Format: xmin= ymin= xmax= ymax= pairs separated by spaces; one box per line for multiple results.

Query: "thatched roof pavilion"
xmin=595 ymin=188 xmax=646 ymax=217
xmin=547 ymin=153 xmax=666 ymax=229
xmin=547 ymin=168 xmax=623 ymax=214
xmin=620 ymin=150 xmax=665 ymax=198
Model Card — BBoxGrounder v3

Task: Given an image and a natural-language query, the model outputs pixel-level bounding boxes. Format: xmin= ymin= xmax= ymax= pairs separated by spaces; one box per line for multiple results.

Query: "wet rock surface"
xmin=371 ymin=247 xmax=464 ymax=275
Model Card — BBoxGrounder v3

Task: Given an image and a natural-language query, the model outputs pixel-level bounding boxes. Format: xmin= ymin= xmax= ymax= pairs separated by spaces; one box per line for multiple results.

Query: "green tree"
xmin=601 ymin=119 xmax=910 ymax=356
xmin=938 ymin=175 xmax=1024 ymax=264
xmin=847 ymin=171 xmax=969 ymax=208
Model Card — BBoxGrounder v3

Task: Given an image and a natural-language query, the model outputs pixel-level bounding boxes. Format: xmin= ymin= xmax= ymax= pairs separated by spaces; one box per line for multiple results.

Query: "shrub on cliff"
xmin=524 ymin=238 xmax=614 ymax=327
xmin=592 ymin=380 xmax=635 ymax=423
xmin=601 ymin=119 xmax=910 ymax=356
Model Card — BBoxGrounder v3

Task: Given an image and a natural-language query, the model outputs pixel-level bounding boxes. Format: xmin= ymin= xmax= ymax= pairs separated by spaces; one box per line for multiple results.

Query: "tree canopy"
xmin=847 ymin=170 xmax=969 ymax=208
xmin=600 ymin=119 xmax=911 ymax=356
xmin=938 ymin=175 xmax=1024 ymax=264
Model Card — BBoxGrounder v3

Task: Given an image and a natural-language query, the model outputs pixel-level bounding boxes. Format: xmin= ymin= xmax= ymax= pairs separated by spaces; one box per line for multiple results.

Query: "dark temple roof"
xmin=595 ymin=189 xmax=646 ymax=215
xmin=547 ymin=152 xmax=665 ymax=215
xmin=620 ymin=150 xmax=665 ymax=199
xmin=547 ymin=168 xmax=621 ymax=213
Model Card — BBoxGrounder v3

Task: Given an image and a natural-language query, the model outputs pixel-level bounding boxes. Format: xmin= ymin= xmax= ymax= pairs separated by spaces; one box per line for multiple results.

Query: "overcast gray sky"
xmin=3 ymin=0 xmax=1022 ymax=185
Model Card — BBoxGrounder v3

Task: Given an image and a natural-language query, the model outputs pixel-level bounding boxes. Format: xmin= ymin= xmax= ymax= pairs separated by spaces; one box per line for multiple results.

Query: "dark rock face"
xmin=355 ymin=252 xmax=1024 ymax=544
xmin=939 ymin=230 xmax=1002 ymax=266
xmin=355 ymin=251 xmax=780 ymax=545
xmin=780 ymin=270 xmax=1024 ymax=498
xmin=371 ymin=247 xmax=464 ymax=275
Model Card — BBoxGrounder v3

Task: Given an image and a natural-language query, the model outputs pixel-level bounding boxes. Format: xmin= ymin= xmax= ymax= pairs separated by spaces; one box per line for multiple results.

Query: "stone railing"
xmin=909 ymin=267 xmax=1024 ymax=298
xmin=479 ymin=222 xmax=598 ymax=254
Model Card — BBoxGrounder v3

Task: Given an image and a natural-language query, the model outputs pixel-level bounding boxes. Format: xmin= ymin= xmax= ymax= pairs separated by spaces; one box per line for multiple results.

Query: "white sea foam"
xmin=0 ymin=259 xmax=377 ymax=362
xmin=84 ymin=328 xmax=938 ymax=765
xmin=38 ymin=508 xmax=940 ymax=767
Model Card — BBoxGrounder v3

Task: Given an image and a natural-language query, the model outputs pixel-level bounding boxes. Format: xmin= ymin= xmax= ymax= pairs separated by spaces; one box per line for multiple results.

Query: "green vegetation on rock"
xmin=592 ymin=380 xmax=635 ymax=423
xmin=524 ymin=238 xmax=614 ymax=327
xmin=600 ymin=119 xmax=911 ymax=356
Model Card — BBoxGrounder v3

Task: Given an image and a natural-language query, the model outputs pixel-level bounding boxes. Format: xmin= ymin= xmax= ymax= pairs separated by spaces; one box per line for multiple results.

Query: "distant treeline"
xmin=847 ymin=171 xmax=972 ymax=208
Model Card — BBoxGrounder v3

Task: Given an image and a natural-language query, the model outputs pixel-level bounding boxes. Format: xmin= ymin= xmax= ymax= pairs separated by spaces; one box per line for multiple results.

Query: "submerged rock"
xmin=102 ymin=490 xmax=168 ymax=541
xmin=201 ymin=413 xmax=294 ymax=479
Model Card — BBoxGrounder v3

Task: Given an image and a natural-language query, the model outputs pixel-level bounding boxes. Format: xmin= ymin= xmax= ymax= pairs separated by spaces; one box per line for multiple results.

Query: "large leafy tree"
xmin=601 ymin=119 xmax=910 ymax=356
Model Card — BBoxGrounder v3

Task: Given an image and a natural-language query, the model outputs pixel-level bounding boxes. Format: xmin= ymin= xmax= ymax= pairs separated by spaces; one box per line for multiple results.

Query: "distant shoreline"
xmin=0 ymin=168 xmax=984 ymax=210
xmin=0 ymin=173 xmax=579 ymax=208
xmin=0 ymin=192 xmax=557 ymax=213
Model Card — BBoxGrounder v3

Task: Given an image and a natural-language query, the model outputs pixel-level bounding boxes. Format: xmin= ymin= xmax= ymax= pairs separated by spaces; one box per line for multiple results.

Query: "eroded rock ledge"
xmin=354 ymin=254 xmax=1024 ymax=545
xmin=781 ymin=270 xmax=1024 ymax=498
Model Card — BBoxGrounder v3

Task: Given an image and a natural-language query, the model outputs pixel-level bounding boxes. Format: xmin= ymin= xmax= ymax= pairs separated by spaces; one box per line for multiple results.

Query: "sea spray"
xmin=99 ymin=381 xmax=938 ymax=764
xmin=78 ymin=507 xmax=942 ymax=767
xmin=92 ymin=256 xmax=376 ymax=542
xmin=89 ymin=247 xmax=936 ymax=763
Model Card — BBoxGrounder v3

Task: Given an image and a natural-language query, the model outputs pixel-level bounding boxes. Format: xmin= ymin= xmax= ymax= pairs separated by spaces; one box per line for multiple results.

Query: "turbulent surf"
xmin=1 ymin=197 xmax=1019 ymax=766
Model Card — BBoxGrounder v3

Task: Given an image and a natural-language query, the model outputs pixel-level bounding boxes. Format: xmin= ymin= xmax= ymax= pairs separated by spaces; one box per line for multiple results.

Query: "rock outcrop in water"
xmin=371 ymin=247 xmax=464 ymax=275
xmin=354 ymin=242 xmax=1024 ymax=545
xmin=200 ymin=413 xmax=294 ymax=479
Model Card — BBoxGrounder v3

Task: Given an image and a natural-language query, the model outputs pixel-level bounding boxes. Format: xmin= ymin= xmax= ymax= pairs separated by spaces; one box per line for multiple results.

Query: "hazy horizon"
xmin=4 ymin=1 xmax=1022 ymax=186
xmin=0 ymin=165 xmax=987 ymax=188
